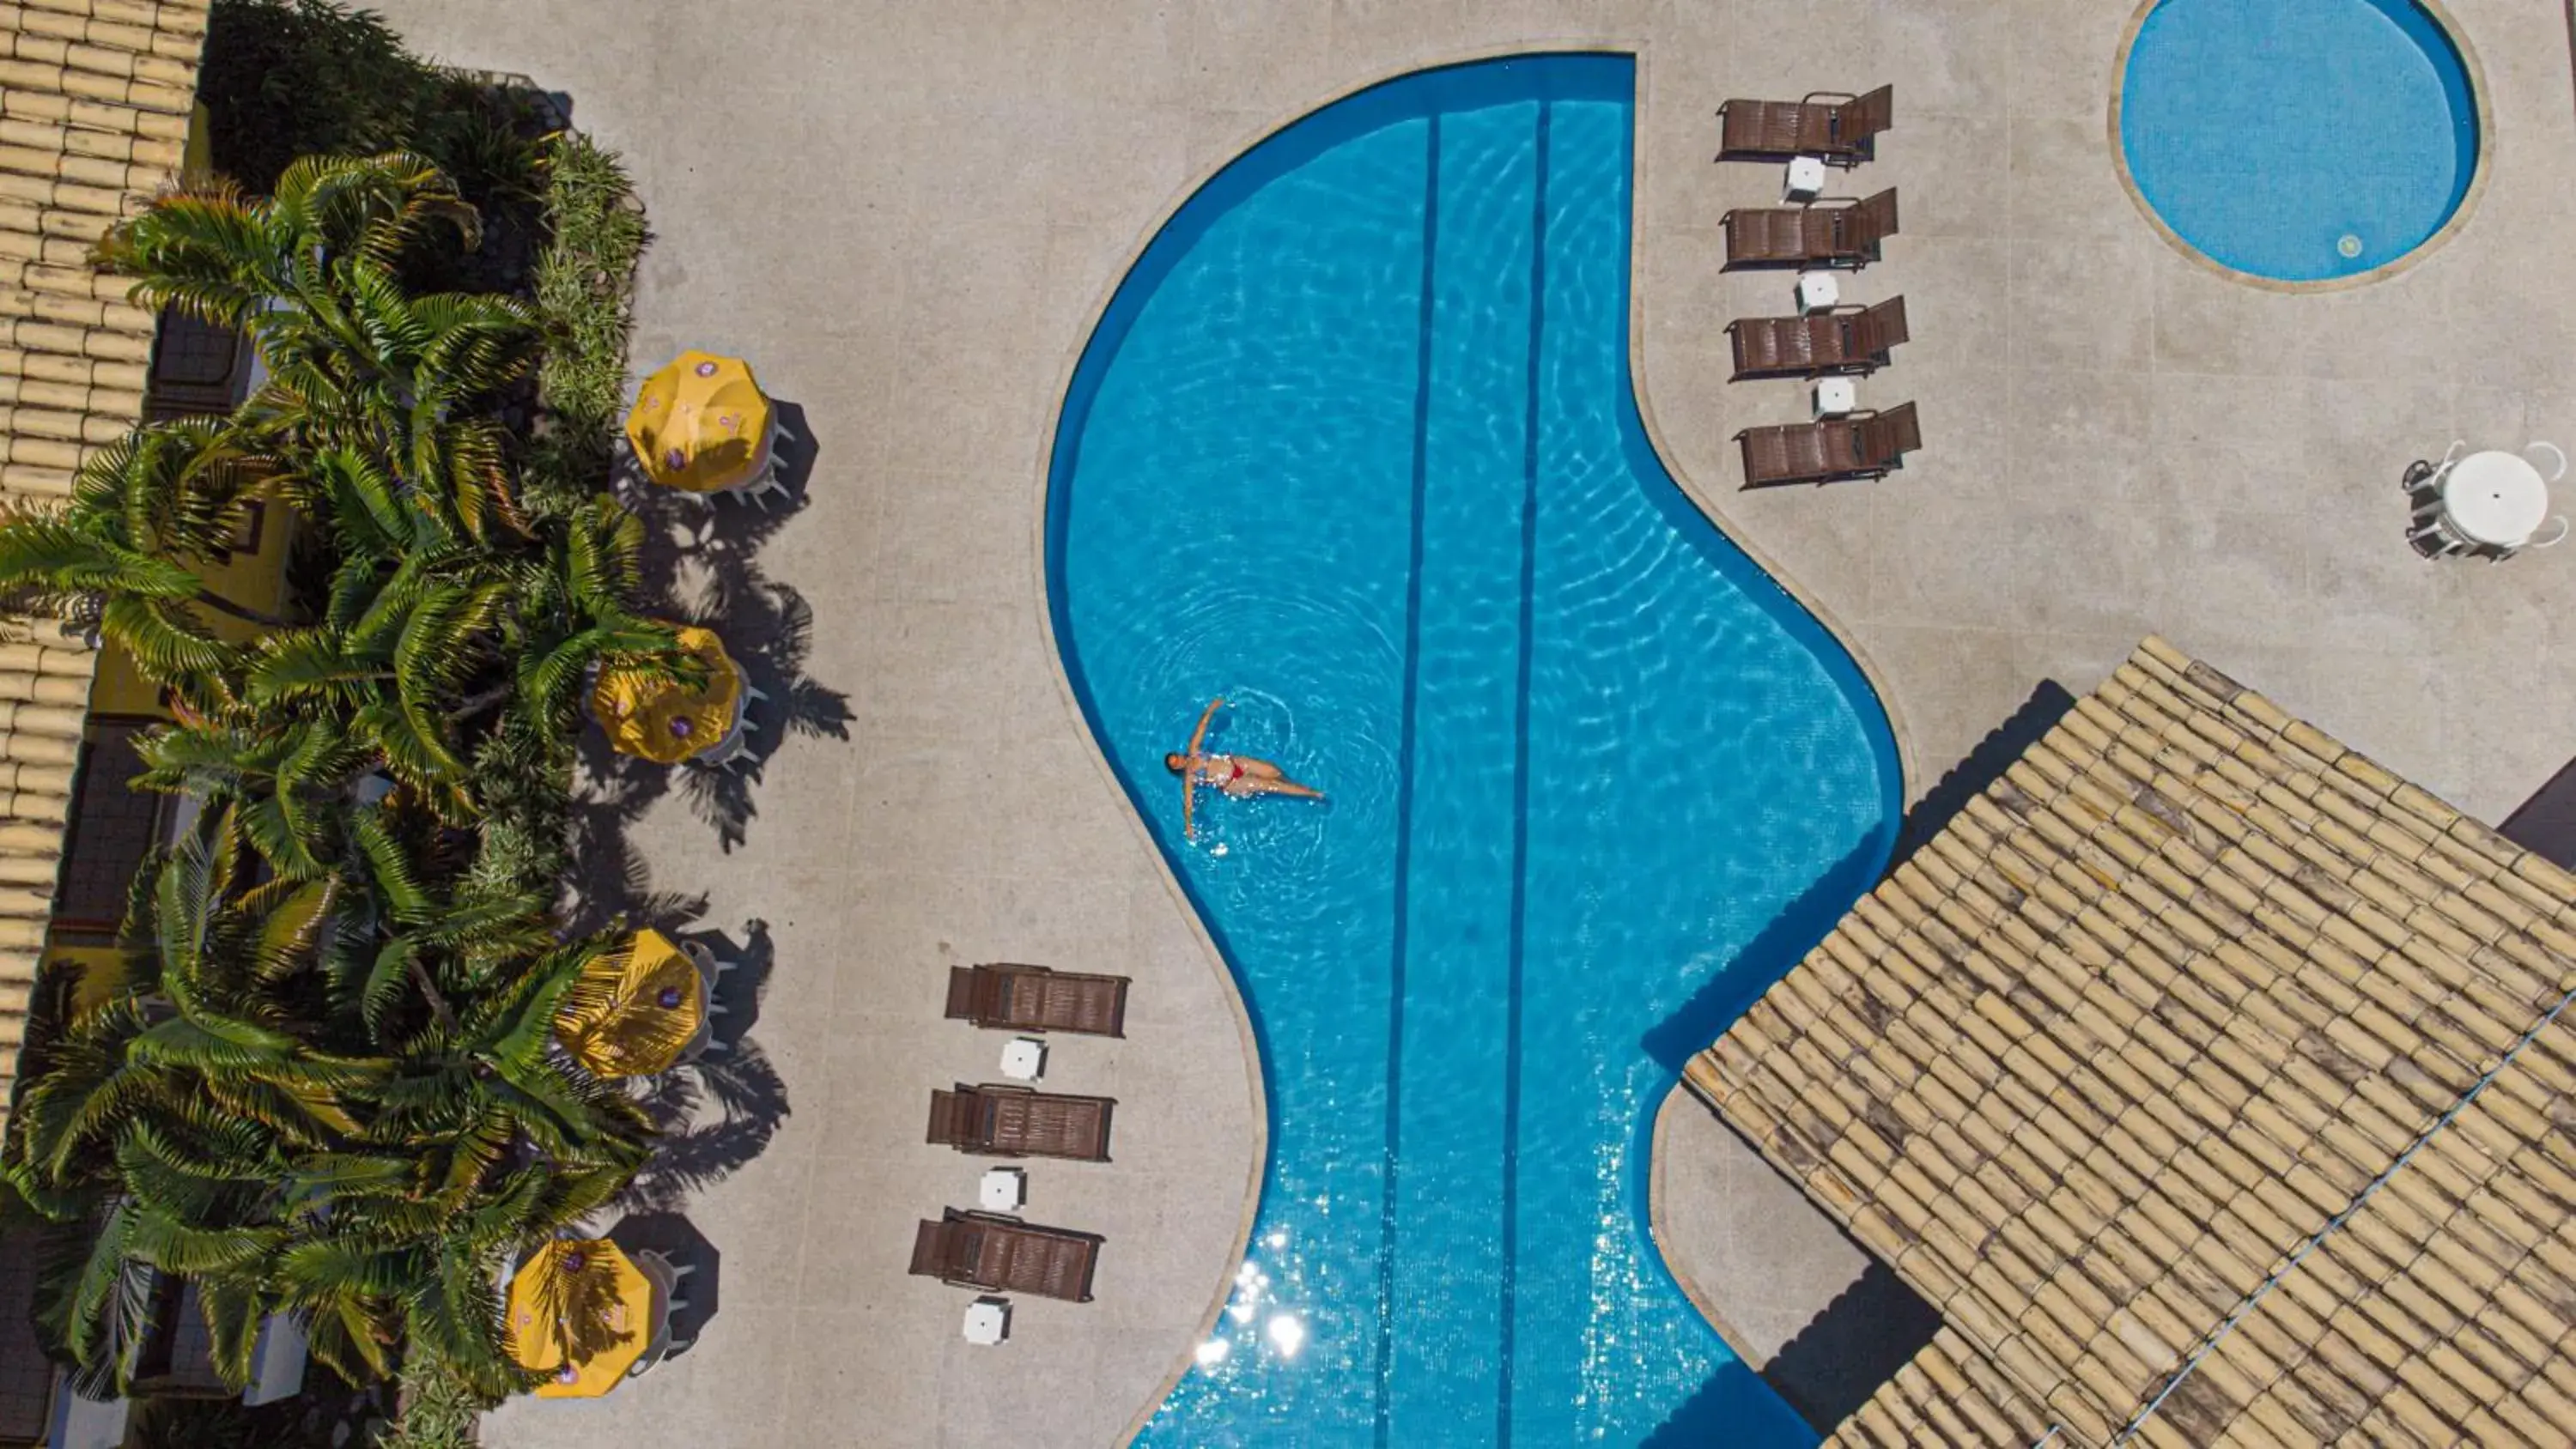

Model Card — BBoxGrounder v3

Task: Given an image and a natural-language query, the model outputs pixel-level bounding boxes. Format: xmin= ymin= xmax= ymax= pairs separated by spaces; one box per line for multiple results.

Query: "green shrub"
xmin=129 ymin=1392 xmax=395 ymax=1449
xmin=200 ymin=1 xmax=555 ymax=296
xmin=374 ymin=1357 xmax=483 ymax=1449
xmin=523 ymin=132 xmax=650 ymax=515
xmin=199 ymin=0 xmax=443 ymax=192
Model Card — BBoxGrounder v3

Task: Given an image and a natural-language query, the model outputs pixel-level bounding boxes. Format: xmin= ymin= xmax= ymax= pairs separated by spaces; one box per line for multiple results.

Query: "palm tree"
xmin=4 ymin=821 xmax=653 ymax=1401
xmin=259 ymin=937 xmax=650 ymax=1400
xmin=505 ymin=495 xmax=701 ymax=737
xmin=2 ymin=815 xmax=390 ymax=1395
xmin=0 ymin=139 xmax=692 ymax=1416
xmin=97 ymin=153 xmax=538 ymax=543
xmin=0 ymin=420 xmax=279 ymax=693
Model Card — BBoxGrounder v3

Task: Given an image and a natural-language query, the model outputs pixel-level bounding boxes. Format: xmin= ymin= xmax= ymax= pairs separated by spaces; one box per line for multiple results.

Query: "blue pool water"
xmin=2120 ymin=0 xmax=2478 ymax=282
xmin=1047 ymin=56 xmax=1899 ymax=1446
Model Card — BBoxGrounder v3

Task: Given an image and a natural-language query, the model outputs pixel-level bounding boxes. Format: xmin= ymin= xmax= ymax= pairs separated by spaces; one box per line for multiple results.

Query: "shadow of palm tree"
xmin=584 ymin=400 xmax=850 ymax=852
xmin=557 ymin=726 xmax=708 ymax=935
xmin=540 ymin=401 xmax=838 ymax=1222
xmin=609 ymin=921 xmax=791 ymax=1215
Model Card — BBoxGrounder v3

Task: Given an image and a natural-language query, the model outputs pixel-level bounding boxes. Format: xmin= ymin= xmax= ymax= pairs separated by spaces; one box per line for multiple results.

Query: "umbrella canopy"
xmin=556 ymin=929 xmax=705 ymax=1079
xmin=590 ymin=626 xmax=743 ymax=764
xmin=506 ymin=1239 xmax=653 ymax=1397
xmin=624 ymin=350 xmax=775 ymax=493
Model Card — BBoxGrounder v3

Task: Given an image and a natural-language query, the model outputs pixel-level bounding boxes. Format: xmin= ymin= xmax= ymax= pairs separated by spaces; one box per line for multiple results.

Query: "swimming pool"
xmin=2117 ymin=0 xmax=2479 ymax=282
xmin=1047 ymin=56 xmax=1899 ymax=1446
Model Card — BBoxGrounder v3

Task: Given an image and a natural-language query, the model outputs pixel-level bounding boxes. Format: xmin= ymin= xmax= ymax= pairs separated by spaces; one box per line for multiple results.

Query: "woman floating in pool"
xmin=1167 ymin=697 xmax=1323 ymax=840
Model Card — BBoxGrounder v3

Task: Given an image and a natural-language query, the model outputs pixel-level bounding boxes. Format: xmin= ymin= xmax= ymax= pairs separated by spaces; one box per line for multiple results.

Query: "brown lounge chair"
xmin=927 ymin=1082 xmax=1116 ymax=1161
xmin=1721 ymin=191 xmax=1898 ymax=272
xmin=1736 ymin=403 xmax=1923 ymax=488
xmin=909 ymin=1209 xmax=1103 ymax=1302
xmin=945 ymin=962 xmax=1129 ymax=1037
xmin=1715 ymin=85 xmax=1893 ymax=167
xmin=1727 ymin=297 xmax=1909 ymax=381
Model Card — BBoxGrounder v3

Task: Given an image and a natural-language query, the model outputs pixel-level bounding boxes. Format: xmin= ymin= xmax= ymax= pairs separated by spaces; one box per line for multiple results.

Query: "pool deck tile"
xmin=357 ymin=0 xmax=2576 ymax=1443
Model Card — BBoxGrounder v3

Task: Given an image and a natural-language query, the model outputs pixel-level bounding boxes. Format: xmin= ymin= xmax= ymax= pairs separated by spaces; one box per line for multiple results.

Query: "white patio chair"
xmin=715 ymin=417 xmax=797 ymax=510
xmin=2488 ymin=515 xmax=2570 ymax=563
xmin=2404 ymin=439 xmax=2467 ymax=500
xmin=628 ymin=1250 xmax=698 ymax=1375
xmin=678 ymin=941 xmax=737 ymax=1061
xmin=694 ymin=682 xmax=769 ymax=774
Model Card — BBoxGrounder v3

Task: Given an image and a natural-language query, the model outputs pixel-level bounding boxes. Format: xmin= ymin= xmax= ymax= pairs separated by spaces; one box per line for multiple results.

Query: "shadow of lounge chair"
xmin=1726 ymin=297 xmax=1910 ymax=381
xmin=908 ymin=1209 xmax=1103 ymax=1303
xmin=944 ymin=962 xmax=1130 ymax=1036
xmin=927 ymin=1082 xmax=1117 ymax=1162
xmin=1715 ymin=85 xmax=1893 ymax=166
xmin=1736 ymin=403 xmax=1923 ymax=488
xmin=1721 ymin=190 xmax=1899 ymax=271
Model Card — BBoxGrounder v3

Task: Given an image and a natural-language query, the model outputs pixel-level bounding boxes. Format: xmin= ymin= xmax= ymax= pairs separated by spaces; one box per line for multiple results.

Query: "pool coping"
xmin=1024 ymin=36 xmax=1923 ymax=1443
xmin=2103 ymin=0 xmax=2498 ymax=294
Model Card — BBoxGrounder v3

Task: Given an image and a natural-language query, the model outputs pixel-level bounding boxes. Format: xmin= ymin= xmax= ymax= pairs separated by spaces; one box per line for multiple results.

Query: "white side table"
xmin=998 ymin=1036 xmax=1046 ymax=1082
xmin=1813 ymin=377 xmax=1857 ymax=419
xmin=1782 ymin=155 xmax=1826 ymax=203
xmin=963 ymin=1298 xmax=1011 ymax=1346
xmin=979 ymin=1167 xmax=1026 ymax=1212
xmin=1795 ymin=270 xmax=1839 ymax=315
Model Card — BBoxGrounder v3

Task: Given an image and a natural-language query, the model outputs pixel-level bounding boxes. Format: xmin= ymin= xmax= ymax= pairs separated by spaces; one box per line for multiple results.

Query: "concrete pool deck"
xmin=361 ymin=1 xmax=2576 ymax=1444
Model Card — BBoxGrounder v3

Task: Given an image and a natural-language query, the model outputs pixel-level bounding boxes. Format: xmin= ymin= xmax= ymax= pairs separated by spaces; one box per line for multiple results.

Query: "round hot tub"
xmin=2117 ymin=0 xmax=2481 ymax=284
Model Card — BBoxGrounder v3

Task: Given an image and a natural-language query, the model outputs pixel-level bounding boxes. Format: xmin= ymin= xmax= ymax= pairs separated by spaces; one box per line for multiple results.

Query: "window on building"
xmin=52 ymin=723 xmax=164 ymax=940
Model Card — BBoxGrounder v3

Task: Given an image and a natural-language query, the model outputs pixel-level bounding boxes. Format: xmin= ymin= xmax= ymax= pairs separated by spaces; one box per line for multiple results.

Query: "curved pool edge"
xmin=1019 ymin=596 xmax=1270 ymax=1449
xmin=1024 ymin=337 xmax=1270 ymax=1449
xmin=1617 ymin=42 xmax=1921 ymax=822
xmin=2103 ymin=0 xmax=2496 ymax=294
xmin=1025 ymin=43 xmax=1910 ymax=1444
xmin=1612 ymin=47 xmax=1919 ymax=1402
xmin=1644 ymin=1083 xmax=1762 ymax=1365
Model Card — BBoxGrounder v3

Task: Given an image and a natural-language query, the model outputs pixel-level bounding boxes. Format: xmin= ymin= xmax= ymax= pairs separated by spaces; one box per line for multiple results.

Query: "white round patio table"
xmin=2440 ymin=451 xmax=2549 ymax=546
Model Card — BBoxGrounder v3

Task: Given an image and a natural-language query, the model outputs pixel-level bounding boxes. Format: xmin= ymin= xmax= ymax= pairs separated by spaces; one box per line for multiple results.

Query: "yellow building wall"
xmin=85 ymin=505 xmax=301 ymax=719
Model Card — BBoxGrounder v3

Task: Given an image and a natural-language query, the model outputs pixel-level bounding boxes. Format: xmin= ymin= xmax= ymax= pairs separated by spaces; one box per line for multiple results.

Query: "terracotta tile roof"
xmin=0 ymin=0 xmax=209 ymax=1130
xmin=1687 ymin=636 xmax=2576 ymax=1448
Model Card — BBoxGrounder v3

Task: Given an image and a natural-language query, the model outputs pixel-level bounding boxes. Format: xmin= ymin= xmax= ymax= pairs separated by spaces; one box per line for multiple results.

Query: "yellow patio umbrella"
xmin=624 ymin=350 xmax=775 ymax=494
xmin=589 ymin=627 xmax=743 ymax=765
xmin=506 ymin=1240 xmax=653 ymax=1397
xmin=556 ymin=929 xmax=705 ymax=1079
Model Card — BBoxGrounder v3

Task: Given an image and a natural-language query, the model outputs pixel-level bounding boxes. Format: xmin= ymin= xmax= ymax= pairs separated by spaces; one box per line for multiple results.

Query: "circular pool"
xmin=2117 ymin=0 xmax=2480 ymax=283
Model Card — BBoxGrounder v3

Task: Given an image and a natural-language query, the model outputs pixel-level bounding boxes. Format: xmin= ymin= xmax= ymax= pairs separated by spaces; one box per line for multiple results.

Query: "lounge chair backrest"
xmin=926 ymin=1088 xmax=979 ymax=1146
xmin=1860 ymin=403 xmax=1922 ymax=463
xmin=945 ymin=965 xmax=985 ymax=1021
xmin=1855 ymin=190 xmax=1899 ymax=246
xmin=909 ymin=1218 xmax=979 ymax=1279
xmin=1853 ymin=296 xmax=1909 ymax=356
xmin=1839 ymin=85 xmax=1893 ymax=144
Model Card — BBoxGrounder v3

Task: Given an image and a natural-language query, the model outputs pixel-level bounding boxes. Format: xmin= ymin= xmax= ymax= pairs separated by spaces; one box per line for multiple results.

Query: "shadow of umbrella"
xmin=603 ymin=1214 xmax=723 ymax=1362
xmin=682 ymin=918 xmax=771 ymax=1040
